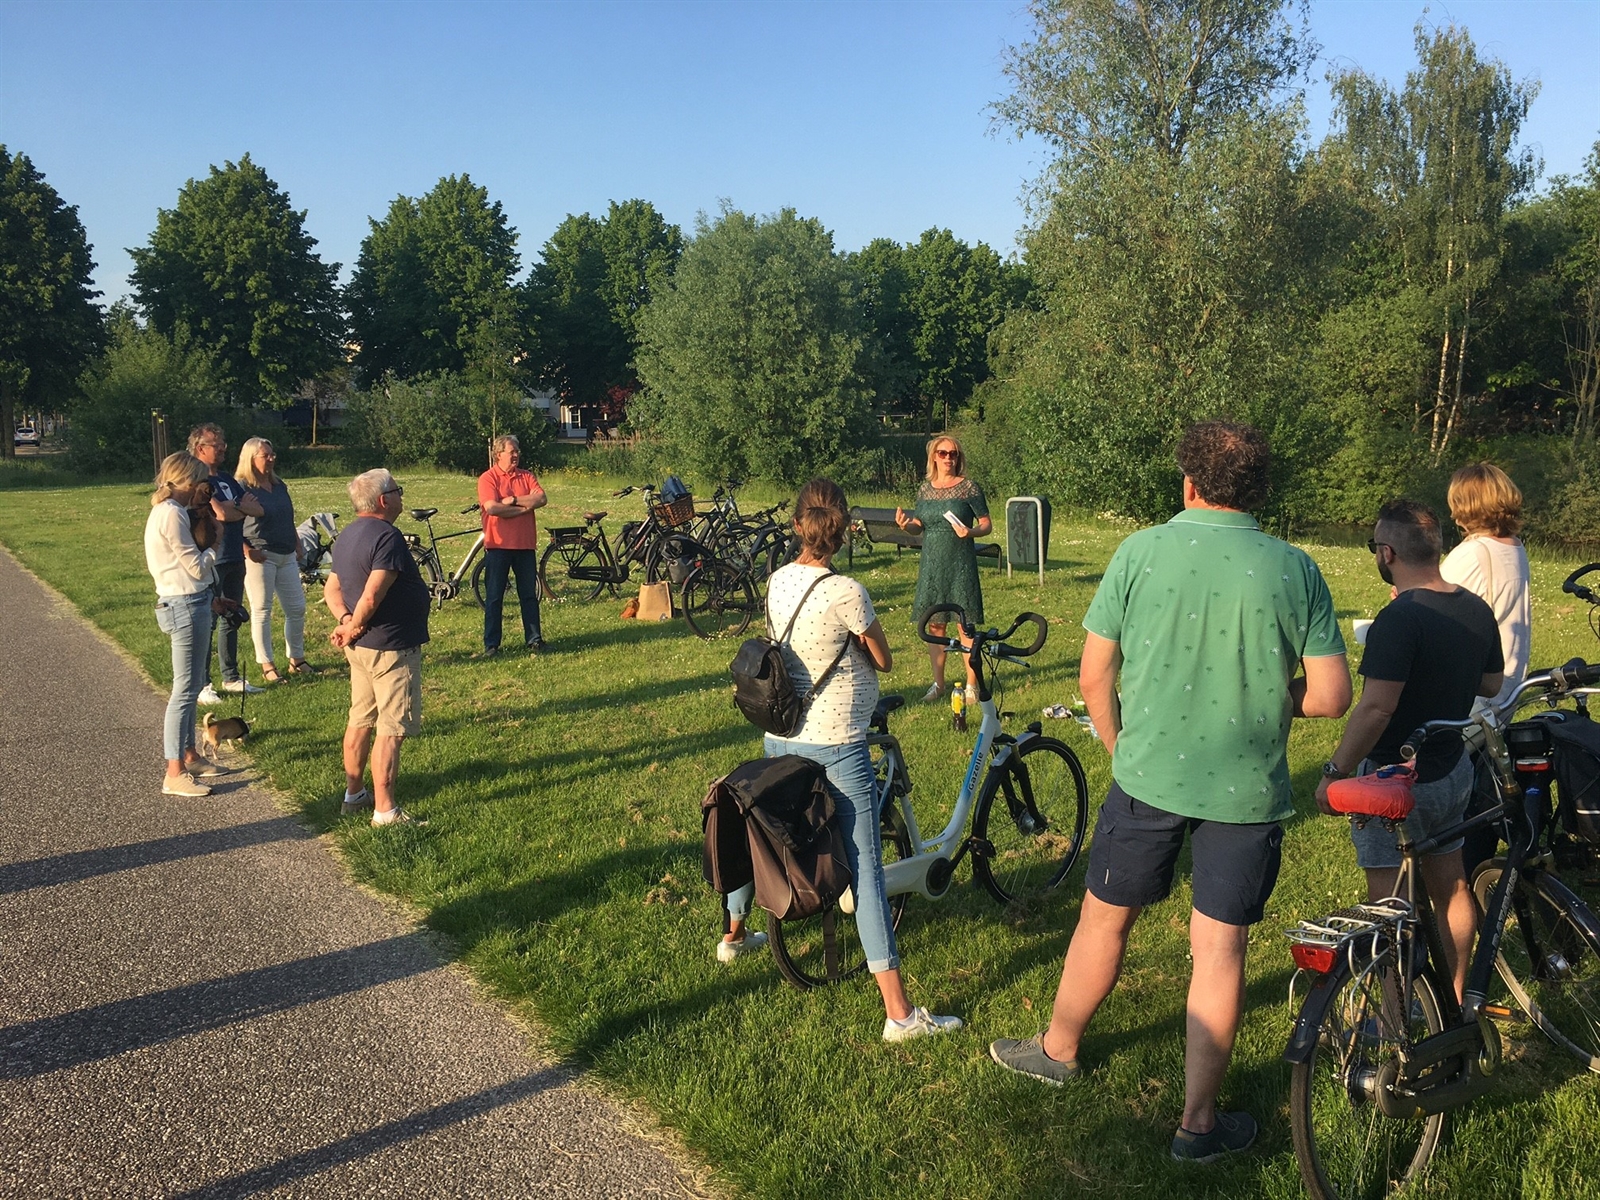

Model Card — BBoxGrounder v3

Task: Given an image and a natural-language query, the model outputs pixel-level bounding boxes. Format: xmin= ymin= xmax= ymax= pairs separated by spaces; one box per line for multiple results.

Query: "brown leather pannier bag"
xmin=701 ymin=755 xmax=852 ymax=921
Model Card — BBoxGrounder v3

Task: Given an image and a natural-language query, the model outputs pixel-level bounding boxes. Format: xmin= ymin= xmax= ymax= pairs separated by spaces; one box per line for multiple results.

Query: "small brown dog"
xmin=199 ymin=711 xmax=250 ymax=757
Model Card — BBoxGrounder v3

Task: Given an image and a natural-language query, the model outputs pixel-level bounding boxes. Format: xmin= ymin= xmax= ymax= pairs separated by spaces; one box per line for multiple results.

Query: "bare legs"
xmin=1040 ymin=892 xmax=1247 ymax=1135
xmin=925 ymin=623 xmax=977 ymax=693
xmin=343 ymin=724 xmax=404 ymax=815
xmin=1365 ymin=851 xmax=1474 ymax=1002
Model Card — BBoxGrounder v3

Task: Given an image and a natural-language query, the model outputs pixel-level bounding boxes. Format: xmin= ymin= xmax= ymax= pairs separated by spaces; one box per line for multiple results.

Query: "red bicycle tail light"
xmin=1514 ymin=758 xmax=1552 ymax=773
xmin=1291 ymin=944 xmax=1338 ymax=974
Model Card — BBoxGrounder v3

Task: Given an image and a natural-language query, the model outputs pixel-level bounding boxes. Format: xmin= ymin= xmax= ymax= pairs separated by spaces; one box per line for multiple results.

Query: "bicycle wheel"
xmin=971 ymin=736 xmax=1090 ymax=906
xmin=538 ymin=539 xmax=606 ymax=604
xmin=1289 ymin=954 xmax=1448 ymax=1200
xmin=1473 ymin=862 xmax=1600 ymax=1071
xmin=410 ymin=544 xmax=443 ymax=606
xmin=681 ymin=560 xmax=757 ymax=640
xmin=770 ymin=801 xmax=912 ymax=991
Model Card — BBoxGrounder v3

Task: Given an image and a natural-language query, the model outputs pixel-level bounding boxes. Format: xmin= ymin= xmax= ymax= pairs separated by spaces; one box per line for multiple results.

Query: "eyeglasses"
xmin=1366 ymin=539 xmax=1391 ymax=554
xmin=383 ymin=486 xmax=404 ymax=497
xmin=935 ymin=450 xmax=959 ymax=459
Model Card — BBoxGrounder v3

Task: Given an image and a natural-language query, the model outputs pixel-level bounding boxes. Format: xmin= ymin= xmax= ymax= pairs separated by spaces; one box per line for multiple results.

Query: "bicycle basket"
xmin=654 ymin=496 xmax=696 ymax=528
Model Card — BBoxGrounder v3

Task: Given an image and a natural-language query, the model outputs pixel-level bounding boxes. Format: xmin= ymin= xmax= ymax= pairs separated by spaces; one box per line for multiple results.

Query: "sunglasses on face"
xmin=383 ymin=486 xmax=404 ymax=497
xmin=1366 ymin=539 xmax=1390 ymax=554
xmin=935 ymin=450 xmax=959 ymax=459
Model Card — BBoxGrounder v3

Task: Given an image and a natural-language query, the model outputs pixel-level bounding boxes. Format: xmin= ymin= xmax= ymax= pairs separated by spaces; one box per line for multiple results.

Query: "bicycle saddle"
xmin=1326 ymin=764 xmax=1416 ymax=821
xmin=874 ymin=694 xmax=906 ymax=723
xmin=584 ymin=511 xmax=608 ymax=523
xmin=409 ymin=507 xmax=439 ymax=521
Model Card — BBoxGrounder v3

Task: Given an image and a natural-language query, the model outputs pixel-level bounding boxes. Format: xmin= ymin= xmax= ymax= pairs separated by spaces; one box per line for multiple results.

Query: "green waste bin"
xmin=1005 ymin=496 xmax=1052 ymax=583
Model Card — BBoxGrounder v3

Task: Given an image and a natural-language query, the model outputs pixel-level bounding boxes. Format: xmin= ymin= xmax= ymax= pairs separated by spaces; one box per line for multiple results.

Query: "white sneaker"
xmin=219 ymin=679 xmax=264 ymax=695
xmin=162 ymin=773 xmax=212 ymax=798
xmin=715 ymin=931 xmax=768 ymax=963
xmin=922 ymin=682 xmax=945 ymax=703
xmin=883 ymin=1006 xmax=963 ymax=1043
xmin=197 ymin=684 xmax=224 ymax=705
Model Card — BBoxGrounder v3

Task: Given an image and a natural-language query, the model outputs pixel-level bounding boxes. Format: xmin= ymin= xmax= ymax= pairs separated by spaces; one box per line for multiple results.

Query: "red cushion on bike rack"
xmin=1327 ymin=765 xmax=1417 ymax=820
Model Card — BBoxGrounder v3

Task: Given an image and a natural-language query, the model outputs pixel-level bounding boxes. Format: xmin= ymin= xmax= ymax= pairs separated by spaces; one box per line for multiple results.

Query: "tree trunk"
xmin=1429 ymin=323 xmax=1453 ymax=455
xmin=1436 ymin=300 xmax=1472 ymax=465
xmin=0 ymin=377 xmax=15 ymax=460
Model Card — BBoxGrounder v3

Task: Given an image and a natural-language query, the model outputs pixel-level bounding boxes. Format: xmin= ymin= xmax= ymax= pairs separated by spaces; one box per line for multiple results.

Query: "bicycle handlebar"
xmin=461 ymin=503 xmax=480 ymax=514
xmin=1398 ymin=657 xmax=1600 ymax=758
xmin=1562 ymin=563 xmax=1600 ymax=605
xmin=916 ymin=608 xmax=1049 ymax=657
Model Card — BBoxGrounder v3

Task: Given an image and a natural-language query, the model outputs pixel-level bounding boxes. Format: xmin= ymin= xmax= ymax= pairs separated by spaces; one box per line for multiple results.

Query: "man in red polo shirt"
xmin=476 ymin=434 xmax=547 ymax=657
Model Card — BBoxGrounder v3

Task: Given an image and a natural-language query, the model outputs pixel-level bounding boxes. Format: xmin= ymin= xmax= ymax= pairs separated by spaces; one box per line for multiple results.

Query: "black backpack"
xmin=729 ymin=571 xmax=851 ymax=737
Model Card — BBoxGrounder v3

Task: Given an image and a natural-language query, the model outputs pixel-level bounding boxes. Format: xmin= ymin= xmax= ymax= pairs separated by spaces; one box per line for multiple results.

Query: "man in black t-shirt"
xmin=1315 ymin=499 xmax=1503 ymax=1000
xmin=324 ymin=468 xmax=432 ymax=828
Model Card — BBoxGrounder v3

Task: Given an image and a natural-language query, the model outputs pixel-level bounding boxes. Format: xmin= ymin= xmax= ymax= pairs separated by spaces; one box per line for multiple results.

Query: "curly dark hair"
xmin=1175 ymin=420 xmax=1271 ymax=511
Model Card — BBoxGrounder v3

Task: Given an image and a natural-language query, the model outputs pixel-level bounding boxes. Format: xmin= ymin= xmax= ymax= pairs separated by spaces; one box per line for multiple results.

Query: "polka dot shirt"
xmin=765 ymin=563 xmax=879 ymax=745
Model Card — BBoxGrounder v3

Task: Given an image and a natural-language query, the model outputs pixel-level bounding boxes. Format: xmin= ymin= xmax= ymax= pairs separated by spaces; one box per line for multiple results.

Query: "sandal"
xmin=287 ymin=659 xmax=319 ymax=677
xmin=260 ymin=663 xmax=283 ymax=684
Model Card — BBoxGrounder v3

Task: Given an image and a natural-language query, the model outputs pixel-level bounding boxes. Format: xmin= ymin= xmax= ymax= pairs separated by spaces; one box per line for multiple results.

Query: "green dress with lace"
xmin=911 ymin=478 xmax=989 ymax=627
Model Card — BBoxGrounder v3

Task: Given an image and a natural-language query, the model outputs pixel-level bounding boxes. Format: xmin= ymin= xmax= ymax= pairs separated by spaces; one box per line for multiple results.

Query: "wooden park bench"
xmin=847 ymin=506 xmax=1003 ymax=569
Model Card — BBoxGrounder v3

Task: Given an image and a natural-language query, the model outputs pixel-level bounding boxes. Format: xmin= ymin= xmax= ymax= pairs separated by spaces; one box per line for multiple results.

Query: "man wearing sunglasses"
xmin=324 ymin=469 xmax=432 ymax=827
xmin=1315 ymin=499 xmax=1502 ymax=1002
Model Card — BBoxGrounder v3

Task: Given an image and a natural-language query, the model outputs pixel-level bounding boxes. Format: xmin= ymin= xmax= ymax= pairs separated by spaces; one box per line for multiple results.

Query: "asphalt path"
xmin=0 ymin=547 xmax=706 ymax=1198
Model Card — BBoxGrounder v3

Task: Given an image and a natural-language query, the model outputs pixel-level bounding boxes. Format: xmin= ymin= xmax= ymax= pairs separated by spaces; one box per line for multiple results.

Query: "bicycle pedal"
xmin=1481 ymin=1003 xmax=1521 ymax=1022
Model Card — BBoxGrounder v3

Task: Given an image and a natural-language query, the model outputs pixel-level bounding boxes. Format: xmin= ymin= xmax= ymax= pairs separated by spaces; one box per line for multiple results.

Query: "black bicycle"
xmin=403 ymin=503 xmax=486 ymax=610
xmin=538 ymin=485 xmax=699 ymax=603
xmin=1285 ymin=658 xmax=1600 ymax=1200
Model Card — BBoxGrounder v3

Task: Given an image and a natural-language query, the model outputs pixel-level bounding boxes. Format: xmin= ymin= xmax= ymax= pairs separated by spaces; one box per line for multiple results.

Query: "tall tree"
xmin=129 ymin=154 xmax=342 ymax=407
xmin=1331 ymin=23 xmax=1538 ymax=460
xmin=0 ymin=146 xmax=102 ymax=457
xmin=346 ymin=174 xmax=522 ymax=383
xmin=1554 ymin=143 xmax=1600 ymax=441
xmin=632 ymin=206 xmax=874 ymax=485
xmin=526 ymin=199 xmax=681 ymax=411
xmin=989 ymin=0 xmax=1323 ymax=521
xmin=850 ymin=231 xmax=1024 ymax=429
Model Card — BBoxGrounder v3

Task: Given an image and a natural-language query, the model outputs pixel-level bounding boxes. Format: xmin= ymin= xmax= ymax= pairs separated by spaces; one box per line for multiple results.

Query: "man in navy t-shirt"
xmin=324 ymin=468 xmax=431 ymax=827
xmin=1316 ymin=499 xmax=1503 ymax=1001
xmin=189 ymin=423 xmax=263 ymax=700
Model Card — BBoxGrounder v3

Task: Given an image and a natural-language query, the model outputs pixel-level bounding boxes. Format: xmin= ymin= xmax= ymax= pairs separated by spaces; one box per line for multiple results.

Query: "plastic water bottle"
xmin=951 ymin=684 xmax=967 ymax=732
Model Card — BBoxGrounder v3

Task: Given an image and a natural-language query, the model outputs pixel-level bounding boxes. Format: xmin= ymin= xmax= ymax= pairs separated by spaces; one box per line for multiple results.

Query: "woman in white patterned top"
xmin=1441 ymin=463 xmax=1531 ymax=711
xmin=718 ymin=479 xmax=962 ymax=1043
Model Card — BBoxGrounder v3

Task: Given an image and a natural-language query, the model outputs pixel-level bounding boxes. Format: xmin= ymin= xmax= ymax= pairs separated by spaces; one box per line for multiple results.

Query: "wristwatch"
xmin=1321 ymin=760 xmax=1347 ymax=780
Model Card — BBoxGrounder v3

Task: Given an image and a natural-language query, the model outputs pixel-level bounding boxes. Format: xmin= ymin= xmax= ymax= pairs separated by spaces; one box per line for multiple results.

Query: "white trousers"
xmin=245 ymin=550 xmax=306 ymax=666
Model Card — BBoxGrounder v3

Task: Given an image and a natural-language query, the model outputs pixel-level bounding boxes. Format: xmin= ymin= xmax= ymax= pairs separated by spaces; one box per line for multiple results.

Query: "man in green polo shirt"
xmin=991 ymin=421 xmax=1351 ymax=1163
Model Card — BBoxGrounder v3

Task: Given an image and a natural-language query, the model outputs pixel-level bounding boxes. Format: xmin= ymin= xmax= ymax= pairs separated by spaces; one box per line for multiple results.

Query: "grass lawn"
xmin=3 ymin=467 xmax=1600 ymax=1199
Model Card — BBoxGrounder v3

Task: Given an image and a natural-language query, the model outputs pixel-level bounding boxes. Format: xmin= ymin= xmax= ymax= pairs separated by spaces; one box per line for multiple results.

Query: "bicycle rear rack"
xmin=1285 ymin=898 xmax=1415 ymax=1005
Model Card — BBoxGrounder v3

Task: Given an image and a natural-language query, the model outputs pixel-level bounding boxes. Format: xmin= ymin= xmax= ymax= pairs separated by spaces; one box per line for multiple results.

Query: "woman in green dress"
xmin=895 ymin=434 xmax=991 ymax=702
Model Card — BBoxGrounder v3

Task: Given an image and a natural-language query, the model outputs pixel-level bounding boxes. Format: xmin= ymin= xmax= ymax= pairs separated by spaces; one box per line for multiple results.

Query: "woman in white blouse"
xmin=144 ymin=452 xmax=228 ymax=796
xmin=719 ymin=478 xmax=963 ymax=1043
xmin=1441 ymin=463 xmax=1531 ymax=710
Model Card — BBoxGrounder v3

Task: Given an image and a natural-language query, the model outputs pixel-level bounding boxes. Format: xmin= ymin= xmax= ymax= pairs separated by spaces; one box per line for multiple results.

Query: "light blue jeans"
xmin=729 ymin=736 xmax=900 ymax=973
xmin=155 ymin=592 xmax=213 ymax=762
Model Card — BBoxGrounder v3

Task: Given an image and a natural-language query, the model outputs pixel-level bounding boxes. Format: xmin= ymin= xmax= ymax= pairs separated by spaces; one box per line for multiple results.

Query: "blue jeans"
xmin=729 ymin=737 xmax=900 ymax=973
xmin=482 ymin=548 xmax=542 ymax=650
xmin=155 ymin=592 xmax=212 ymax=762
xmin=209 ymin=559 xmax=246 ymax=684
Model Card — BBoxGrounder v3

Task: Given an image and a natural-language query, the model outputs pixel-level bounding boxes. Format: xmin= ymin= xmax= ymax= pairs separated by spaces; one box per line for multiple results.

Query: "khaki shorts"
xmin=346 ymin=644 xmax=422 ymax=738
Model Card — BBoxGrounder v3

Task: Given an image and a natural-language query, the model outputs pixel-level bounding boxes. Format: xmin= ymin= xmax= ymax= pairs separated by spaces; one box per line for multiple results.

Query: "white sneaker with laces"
xmin=197 ymin=684 xmax=224 ymax=705
xmin=922 ymin=682 xmax=944 ymax=703
xmin=220 ymin=679 xmax=264 ymax=695
xmin=716 ymin=931 xmax=768 ymax=963
xmin=883 ymin=1006 xmax=963 ymax=1043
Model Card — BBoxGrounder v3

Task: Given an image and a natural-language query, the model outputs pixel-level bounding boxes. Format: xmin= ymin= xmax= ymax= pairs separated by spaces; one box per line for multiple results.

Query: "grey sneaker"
xmin=162 ymin=773 xmax=212 ymax=798
xmin=1170 ymin=1111 xmax=1259 ymax=1163
xmin=372 ymin=807 xmax=427 ymax=828
xmin=184 ymin=755 xmax=227 ymax=778
xmin=989 ymin=1035 xmax=1081 ymax=1085
xmin=715 ymin=931 xmax=768 ymax=963
xmin=197 ymin=684 xmax=224 ymax=705
xmin=341 ymin=788 xmax=372 ymax=816
xmin=882 ymin=1007 xmax=963 ymax=1043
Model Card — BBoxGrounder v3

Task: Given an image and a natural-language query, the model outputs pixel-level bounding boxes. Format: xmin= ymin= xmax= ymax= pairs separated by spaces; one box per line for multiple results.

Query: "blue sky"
xmin=2 ymin=0 xmax=1596 ymax=304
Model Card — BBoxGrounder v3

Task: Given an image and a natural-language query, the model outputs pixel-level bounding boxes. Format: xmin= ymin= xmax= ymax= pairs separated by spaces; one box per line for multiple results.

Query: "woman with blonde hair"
xmin=894 ymin=434 xmax=992 ymax=702
xmin=237 ymin=437 xmax=312 ymax=682
xmin=144 ymin=451 xmax=228 ymax=795
xmin=1442 ymin=462 xmax=1531 ymax=709
xmin=721 ymin=478 xmax=962 ymax=1042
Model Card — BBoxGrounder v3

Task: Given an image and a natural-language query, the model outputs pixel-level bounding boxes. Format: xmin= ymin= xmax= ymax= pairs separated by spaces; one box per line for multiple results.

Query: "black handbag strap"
xmin=766 ymin=569 xmax=854 ymax=708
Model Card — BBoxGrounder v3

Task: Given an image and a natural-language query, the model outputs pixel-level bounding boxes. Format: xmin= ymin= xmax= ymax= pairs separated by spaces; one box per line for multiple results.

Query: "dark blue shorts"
xmin=1085 ymin=782 xmax=1283 ymax=926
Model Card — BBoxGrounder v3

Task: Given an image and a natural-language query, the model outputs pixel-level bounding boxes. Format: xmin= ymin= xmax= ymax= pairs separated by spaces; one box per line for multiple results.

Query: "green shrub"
xmin=345 ymin=371 xmax=552 ymax=474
